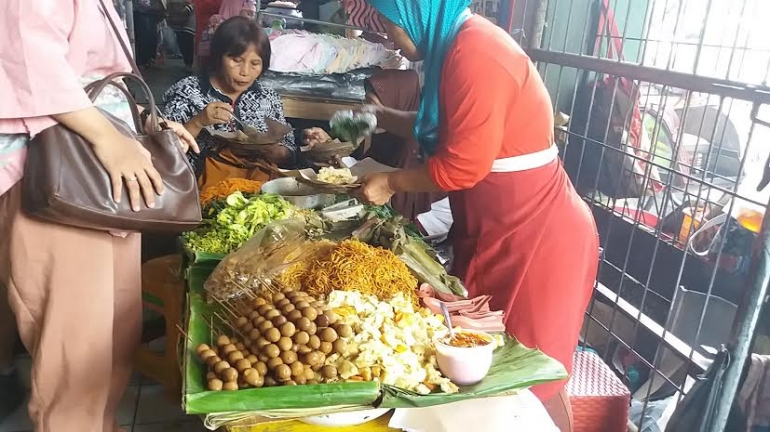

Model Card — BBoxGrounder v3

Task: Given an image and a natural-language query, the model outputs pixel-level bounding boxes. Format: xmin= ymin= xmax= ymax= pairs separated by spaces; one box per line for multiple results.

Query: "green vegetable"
xmin=364 ymin=204 xmax=422 ymax=238
xmin=183 ymin=192 xmax=296 ymax=254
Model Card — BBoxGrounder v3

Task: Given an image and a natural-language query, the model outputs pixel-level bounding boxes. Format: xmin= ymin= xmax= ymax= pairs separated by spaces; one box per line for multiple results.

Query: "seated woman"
xmin=164 ymin=16 xmax=297 ymax=186
xmin=304 ymin=69 xmax=448 ymax=228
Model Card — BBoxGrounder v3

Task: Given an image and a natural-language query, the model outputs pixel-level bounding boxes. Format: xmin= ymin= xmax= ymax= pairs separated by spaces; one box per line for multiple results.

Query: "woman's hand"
xmin=193 ymin=102 xmax=233 ymax=128
xmin=53 ymin=107 xmax=164 ymax=211
xmin=165 ymin=119 xmax=200 ymax=154
xmin=356 ymin=104 xmax=416 ymax=140
xmin=355 ymin=172 xmax=395 ymax=205
xmin=92 ymin=132 xmax=164 ymax=211
xmin=302 ymin=127 xmax=331 ymax=147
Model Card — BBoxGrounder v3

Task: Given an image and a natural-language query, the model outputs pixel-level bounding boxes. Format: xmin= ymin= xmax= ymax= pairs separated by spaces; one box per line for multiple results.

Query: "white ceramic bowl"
xmin=435 ymin=329 xmax=495 ymax=386
xmin=298 ymin=408 xmax=391 ymax=427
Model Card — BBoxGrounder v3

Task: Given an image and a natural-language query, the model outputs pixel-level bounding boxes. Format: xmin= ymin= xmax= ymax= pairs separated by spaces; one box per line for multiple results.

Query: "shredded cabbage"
xmin=183 ymin=192 xmax=295 ymax=254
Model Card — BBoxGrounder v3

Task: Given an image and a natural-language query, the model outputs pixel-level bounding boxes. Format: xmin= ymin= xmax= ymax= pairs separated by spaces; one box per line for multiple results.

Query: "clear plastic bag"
xmin=203 ymin=219 xmax=317 ymax=301
xmin=329 ymin=110 xmax=378 ymax=143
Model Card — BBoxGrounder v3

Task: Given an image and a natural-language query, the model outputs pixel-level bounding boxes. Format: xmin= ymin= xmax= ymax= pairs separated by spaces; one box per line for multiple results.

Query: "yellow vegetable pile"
xmin=279 ymin=239 xmax=419 ymax=306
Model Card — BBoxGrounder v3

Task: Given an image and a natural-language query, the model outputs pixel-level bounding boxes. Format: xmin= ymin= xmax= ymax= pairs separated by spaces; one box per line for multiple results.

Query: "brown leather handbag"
xmin=21 ymin=0 xmax=201 ymax=233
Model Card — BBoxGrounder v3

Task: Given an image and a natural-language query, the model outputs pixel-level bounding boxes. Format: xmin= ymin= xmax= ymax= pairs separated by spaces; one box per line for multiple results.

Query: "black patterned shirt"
xmin=162 ymin=73 xmax=297 ymax=176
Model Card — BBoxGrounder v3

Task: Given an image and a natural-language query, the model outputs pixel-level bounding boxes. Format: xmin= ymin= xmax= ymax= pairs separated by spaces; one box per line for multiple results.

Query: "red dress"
xmin=427 ymin=16 xmax=599 ymax=401
xmin=193 ymin=0 xmax=222 ymax=56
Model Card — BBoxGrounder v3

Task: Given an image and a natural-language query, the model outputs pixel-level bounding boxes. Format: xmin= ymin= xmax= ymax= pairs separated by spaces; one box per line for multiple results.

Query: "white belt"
xmin=490 ymin=144 xmax=559 ymax=173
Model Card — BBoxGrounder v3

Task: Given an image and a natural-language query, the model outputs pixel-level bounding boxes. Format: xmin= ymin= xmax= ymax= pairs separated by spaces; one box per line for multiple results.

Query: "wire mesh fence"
xmin=509 ymin=0 xmax=770 ymax=430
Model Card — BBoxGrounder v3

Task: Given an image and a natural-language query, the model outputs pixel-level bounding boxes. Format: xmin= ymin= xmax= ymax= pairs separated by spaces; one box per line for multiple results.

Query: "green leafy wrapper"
xmin=183 ymin=265 xmax=379 ymax=414
xmin=182 ymin=232 xmax=567 ymax=418
xmin=378 ymin=335 xmax=568 ymax=409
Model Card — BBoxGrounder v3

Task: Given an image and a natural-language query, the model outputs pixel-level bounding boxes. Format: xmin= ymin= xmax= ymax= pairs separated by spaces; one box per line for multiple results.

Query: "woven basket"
xmin=566 ymin=351 xmax=630 ymax=432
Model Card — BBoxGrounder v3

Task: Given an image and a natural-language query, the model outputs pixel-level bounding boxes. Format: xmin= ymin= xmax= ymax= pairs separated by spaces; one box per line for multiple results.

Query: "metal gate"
xmin=509 ymin=0 xmax=770 ymax=430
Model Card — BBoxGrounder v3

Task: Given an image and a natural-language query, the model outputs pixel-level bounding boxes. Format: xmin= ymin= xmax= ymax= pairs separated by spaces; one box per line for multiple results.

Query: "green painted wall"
xmin=537 ymin=0 xmax=649 ymax=113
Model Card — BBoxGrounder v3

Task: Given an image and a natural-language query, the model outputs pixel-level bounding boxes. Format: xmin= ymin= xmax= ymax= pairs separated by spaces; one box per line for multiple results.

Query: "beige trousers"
xmin=0 ymin=184 xmax=142 ymax=432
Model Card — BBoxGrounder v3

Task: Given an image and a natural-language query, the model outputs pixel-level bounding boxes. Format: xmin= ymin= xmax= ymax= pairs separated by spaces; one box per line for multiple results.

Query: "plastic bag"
xmin=203 ymin=218 xmax=319 ymax=301
xmin=330 ymin=110 xmax=377 ymax=143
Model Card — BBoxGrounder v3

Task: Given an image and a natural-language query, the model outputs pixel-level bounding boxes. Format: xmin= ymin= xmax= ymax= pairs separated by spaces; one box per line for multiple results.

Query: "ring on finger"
xmin=125 ymin=176 xmax=137 ymax=182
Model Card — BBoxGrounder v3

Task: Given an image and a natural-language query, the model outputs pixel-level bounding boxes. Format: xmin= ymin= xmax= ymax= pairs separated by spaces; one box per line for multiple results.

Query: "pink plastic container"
xmin=435 ymin=330 xmax=495 ymax=386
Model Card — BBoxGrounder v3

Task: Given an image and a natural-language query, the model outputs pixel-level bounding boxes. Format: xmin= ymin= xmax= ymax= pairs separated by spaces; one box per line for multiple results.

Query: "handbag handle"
xmin=84 ymin=79 xmax=144 ymax=133
xmin=85 ymin=72 xmax=161 ymax=132
xmin=96 ymin=0 xmax=162 ymax=132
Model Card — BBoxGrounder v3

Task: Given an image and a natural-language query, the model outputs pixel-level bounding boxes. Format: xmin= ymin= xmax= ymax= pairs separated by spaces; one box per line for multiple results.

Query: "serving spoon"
xmin=230 ymin=114 xmax=261 ymax=136
xmin=439 ymin=301 xmax=455 ymax=340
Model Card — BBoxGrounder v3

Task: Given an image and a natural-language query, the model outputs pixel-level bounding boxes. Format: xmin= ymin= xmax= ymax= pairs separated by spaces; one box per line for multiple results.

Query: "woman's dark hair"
xmin=207 ymin=16 xmax=271 ymax=76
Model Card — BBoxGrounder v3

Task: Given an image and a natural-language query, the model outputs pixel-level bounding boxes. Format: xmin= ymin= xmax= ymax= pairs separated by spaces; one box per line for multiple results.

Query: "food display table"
xmin=180 ymin=186 xmax=567 ymax=432
xmin=223 ymin=390 xmax=560 ymax=432
xmin=226 ymin=414 xmax=394 ymax=432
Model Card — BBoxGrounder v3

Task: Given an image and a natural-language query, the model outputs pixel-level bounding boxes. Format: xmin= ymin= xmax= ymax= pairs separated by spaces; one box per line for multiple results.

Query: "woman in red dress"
xmin=357 ymin=1 xmax=599 ymax=430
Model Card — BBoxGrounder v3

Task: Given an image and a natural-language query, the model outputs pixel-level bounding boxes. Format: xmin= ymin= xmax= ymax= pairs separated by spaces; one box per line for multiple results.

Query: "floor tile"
xmin=0 ymin=386 xmax=139 ymax=432
xmin=0 ymin=395 xmax=32 ymax=432
xmin=117 ymin=385 xmax=141 ymax=426
xmin=129 ymin=369 xmax=144 ymax=386
xmin=131 ymin=419 xmax=208 ymax=432
xmin=134 ymin=384 xmax=187 ymax=425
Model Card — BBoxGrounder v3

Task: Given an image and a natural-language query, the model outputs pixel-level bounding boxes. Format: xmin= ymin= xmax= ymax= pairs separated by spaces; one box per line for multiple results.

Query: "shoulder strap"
xmin=98 ymin=0 xmax=142 ymax=77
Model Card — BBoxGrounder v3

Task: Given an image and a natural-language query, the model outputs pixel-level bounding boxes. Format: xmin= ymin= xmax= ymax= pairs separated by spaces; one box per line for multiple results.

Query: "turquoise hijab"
xmin=367 ymin=0 xmax=472 ymax=157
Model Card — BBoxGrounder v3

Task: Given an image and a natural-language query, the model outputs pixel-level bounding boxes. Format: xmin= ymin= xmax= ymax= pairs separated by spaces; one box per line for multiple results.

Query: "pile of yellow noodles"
xmin=279 ymin=239 xmax=419 ymax=305
xmin=200 ymin=178 xmax=263 ymax=206
xmin=277 ymin=240 xmax=337 ymax=288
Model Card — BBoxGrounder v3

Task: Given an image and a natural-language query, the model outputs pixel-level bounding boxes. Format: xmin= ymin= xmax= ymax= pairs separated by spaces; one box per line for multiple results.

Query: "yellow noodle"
xmin=282 ymin=239 xmax=418 ymax=306
xmin=277 ymin=240 xmax=336 ymax=289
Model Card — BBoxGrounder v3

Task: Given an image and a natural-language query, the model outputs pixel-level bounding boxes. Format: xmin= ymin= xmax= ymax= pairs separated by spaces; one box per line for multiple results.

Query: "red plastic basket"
xmin=566 ymin=351 xmax=630 ymax=432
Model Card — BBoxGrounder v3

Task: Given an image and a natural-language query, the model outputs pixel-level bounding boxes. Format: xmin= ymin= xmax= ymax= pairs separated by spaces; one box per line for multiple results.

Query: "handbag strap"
xmin=96 ymin=0 xmax=163 ymax=132
xmin=85 ymin=79 xmax=143 ymax=132
xmin=98 ymin=0 xmax=142 ymax=76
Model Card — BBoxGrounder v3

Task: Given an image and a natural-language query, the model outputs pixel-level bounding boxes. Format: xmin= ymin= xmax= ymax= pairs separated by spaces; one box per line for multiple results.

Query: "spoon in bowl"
xmin=439 ymin=302 xmax=455 ymax=340
xmin=230 ymin=114 xmax=261 ymax=136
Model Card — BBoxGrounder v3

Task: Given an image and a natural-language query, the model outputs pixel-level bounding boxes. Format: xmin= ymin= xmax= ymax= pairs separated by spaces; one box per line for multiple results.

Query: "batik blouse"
xmin=163 ymin=73 xmax=297 ymax=176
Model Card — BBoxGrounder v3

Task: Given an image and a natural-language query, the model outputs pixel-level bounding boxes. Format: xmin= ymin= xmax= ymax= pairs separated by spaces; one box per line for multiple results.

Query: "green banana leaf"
xmin=183 ymin=265 xmax=380 ymax=415
xmin=181 ymin=248 xmax=224 ymax=280
xmin=182 ymin=246 xmax=567 ymax=416
xmin=378 ymin=335 xmax=568 ymax=408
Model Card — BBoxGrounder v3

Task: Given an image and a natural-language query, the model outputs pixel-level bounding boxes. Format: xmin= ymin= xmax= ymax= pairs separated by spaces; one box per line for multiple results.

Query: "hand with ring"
xmin=92 ymin=131 xmax=163 ymax=212
xmin=194 ymin=102 xmax=234 ymax=128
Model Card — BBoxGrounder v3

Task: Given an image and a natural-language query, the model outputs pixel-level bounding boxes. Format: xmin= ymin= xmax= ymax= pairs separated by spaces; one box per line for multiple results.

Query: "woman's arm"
xmin=54 ymin=107 xmax=164 ymax=210
xmin=359 ymin=43 xmax=515 ymax=205
xmin=0 ymin=2 xmax=162 ymax=210
xmin=370 ymin=106 xmax=417 ymax=141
